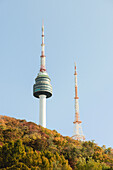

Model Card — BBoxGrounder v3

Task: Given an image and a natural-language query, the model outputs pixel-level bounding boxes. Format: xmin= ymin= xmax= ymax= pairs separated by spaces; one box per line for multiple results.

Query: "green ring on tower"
xmin=33 ymin=72 xmax=52 ymax=98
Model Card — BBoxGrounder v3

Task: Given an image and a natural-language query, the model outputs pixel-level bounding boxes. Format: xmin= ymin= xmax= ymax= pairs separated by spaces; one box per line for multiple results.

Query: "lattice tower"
xmin=72 ymin=63 xmax=85 ymax=140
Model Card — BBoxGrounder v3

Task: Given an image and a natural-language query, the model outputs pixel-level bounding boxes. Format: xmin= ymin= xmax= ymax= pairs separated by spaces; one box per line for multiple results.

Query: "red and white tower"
xmin=72 ymin=63 xmax=85 ymax=140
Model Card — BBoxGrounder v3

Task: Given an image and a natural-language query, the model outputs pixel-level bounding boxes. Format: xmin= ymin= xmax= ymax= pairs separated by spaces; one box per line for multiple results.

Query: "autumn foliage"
xmin=0 ymin=115 xmax=113 ymax=169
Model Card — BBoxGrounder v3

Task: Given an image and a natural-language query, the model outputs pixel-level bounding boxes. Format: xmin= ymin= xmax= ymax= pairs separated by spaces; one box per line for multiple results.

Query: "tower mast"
xmin=72 ymin=63 xmax=85 ymax=140
xmin=33 ymin=23 xmax=52 ymax=128
xmin=40 ymin=22 xmax=46 ymax=72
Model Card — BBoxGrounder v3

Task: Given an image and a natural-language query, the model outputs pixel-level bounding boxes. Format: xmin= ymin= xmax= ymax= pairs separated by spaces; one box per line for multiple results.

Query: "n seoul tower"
xmin=72 ymin=63 xmax=85 ymax=140
xmin=33 ymin=23 xmax=52 ymax=128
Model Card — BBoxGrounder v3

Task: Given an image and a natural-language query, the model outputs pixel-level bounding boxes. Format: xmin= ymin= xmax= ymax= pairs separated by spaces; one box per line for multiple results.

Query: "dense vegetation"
xmin=0 ymin=116 xmax=113 ymax=169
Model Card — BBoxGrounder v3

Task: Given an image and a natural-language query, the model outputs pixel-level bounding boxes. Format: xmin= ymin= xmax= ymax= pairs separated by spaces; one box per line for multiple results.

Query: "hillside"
xmin=0 ymin=116 xmax=113 ymax=169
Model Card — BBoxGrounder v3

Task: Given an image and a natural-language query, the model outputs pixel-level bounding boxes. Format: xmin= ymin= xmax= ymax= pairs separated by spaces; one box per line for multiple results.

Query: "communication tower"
xmin=72 ymin=63 xmax=85 ymax=140
xmin=33 ymin=23 xmax=52 ymax=128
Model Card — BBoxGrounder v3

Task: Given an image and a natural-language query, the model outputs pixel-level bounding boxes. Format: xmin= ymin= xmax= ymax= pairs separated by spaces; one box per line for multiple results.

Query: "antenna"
xmin=72 ymin=63 xmax=85 ymax=140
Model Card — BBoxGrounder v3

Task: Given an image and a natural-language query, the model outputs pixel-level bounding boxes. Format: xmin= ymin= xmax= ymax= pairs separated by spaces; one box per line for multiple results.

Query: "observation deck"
xmin=33 ymin=71 xmax=52 ymax=98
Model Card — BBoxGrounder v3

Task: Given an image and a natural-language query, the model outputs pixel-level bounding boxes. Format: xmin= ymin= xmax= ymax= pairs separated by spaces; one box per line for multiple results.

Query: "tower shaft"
xmin=72 ymin=63 xmax=85 ymax=140
xmin=39 ymin=95 xmax=46 ymax=127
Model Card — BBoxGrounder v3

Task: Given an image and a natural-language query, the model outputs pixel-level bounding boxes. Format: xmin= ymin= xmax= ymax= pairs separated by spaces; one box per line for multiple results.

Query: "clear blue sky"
xmin=0 ymin=0 xmax=113 ymax=148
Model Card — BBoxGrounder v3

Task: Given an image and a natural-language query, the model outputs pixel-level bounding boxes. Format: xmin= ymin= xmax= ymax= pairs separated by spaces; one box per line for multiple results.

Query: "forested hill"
xmin=0 ymin=116 xmax=113 ymax=170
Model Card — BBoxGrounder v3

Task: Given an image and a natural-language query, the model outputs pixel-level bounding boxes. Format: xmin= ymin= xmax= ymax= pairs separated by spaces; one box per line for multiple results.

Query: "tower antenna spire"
xmin=40 ymin=21 xmax=46 ymax=72
xmin=41 ymin=20 xmax=45 ymax=56
xmin=72 ymin=63 xmax=85 ymax=140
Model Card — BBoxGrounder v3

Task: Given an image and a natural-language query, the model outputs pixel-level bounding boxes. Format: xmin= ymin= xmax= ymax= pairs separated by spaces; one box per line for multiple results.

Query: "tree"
xmin=41 ymin=156 xmax=50 ymax=169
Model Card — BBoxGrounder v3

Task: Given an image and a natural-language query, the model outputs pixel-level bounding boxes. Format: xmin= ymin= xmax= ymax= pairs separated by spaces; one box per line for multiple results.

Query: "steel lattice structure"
xmin=72 ymin=63 xmax=85 ymax=141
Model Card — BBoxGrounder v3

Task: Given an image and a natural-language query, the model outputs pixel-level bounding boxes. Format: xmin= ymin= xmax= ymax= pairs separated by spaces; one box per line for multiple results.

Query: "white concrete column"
xmin=39 ymin=95 xmax=46 ymax=128
xmin=41 ymin=56 xmax=46 ymax=69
